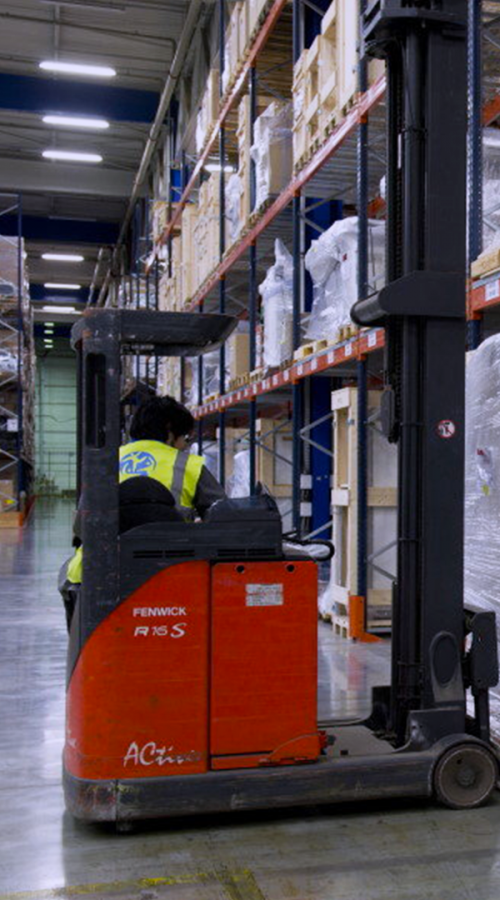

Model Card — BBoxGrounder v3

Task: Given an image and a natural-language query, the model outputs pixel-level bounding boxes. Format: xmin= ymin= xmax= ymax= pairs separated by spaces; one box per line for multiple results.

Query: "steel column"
xmin=218 ymin=0 xmax=226 ymax=486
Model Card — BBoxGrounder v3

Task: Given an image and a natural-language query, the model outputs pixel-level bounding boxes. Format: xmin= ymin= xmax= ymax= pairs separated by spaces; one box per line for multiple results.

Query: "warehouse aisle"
xmin=2 ymin=500 xmax=500 ymax=900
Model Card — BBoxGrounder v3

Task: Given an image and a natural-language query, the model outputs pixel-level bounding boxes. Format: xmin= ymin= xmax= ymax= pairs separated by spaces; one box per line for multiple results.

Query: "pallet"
xmin=228 ymin=372 xmax=250 ymax=391
xmin=329 ymin=387 xmax=398 ymax=638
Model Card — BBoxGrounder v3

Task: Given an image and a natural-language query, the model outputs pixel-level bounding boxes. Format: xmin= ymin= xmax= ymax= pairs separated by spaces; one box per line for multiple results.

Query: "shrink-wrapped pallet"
xmin=465 ymin=334 xmax=500 ymax=734
xmin=305 ymin=217 xmax=385 ymax=340
xmin=258 ymin=239 xmax=294 ymax=368
xmin=250 ymin=102 xmax=293 ymax=211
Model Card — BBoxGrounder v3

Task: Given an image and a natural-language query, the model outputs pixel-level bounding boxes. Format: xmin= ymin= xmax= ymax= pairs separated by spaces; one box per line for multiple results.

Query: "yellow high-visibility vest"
xmin=66 ymin=440 xmax=204 ymax=584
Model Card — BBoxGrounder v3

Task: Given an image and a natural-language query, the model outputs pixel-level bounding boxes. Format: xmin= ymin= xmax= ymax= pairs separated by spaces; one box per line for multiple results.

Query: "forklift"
xmin=64 ymin=0 xmax=500 ymax=824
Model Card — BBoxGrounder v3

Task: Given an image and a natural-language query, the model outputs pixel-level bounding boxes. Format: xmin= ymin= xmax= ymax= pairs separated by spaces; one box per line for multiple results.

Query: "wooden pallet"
xmin=329 ymin=387 xmax=398 ymax=638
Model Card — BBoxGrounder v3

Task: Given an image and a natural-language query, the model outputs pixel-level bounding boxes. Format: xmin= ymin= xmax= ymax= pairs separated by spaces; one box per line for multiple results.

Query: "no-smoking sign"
xmin=437 ymin=420 xmax=456 ymax=439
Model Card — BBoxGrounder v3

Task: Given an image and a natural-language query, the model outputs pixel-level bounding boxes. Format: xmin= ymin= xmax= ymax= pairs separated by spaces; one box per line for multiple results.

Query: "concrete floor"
xmin=1 ymin=499 xmax=500 ymax=900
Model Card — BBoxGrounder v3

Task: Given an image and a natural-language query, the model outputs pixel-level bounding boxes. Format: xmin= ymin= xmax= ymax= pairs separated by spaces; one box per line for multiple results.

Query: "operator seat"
xmin=119 ymin=477 xmax=184 ymax=533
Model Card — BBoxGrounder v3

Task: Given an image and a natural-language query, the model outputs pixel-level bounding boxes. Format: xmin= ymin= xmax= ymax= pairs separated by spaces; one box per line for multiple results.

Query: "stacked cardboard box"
xmin=248 ymin=0 xmax=270 ymax=42
xmin=222 ymin=2 xmax=245 ymax=96
xmin=195 ymin=68 xmax=220 ymax=154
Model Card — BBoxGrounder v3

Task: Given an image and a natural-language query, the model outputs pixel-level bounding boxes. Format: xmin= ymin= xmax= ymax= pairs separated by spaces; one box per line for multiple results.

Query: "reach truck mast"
xmin=64 ymin=0 xmax=500 ymax=825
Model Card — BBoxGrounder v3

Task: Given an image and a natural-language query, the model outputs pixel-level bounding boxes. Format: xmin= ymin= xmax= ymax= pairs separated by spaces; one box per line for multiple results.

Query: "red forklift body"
xmin=65 ymin=558 xmax=321 ymax=783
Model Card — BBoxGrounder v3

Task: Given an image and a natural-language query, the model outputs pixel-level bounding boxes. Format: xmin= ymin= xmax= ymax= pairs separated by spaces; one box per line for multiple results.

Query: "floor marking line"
xmin=0 ymin=871 xmax=215 ymax=900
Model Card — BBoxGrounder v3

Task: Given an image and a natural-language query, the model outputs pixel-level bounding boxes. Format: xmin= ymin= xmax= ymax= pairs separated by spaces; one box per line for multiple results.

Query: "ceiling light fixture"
xmin=43 ymin=150 xmax=103 ymax=164
xmin=42 ymin=253 xmax=85 ymax=262
xmin=44 ymin=322 xmax=55 ymax=326
xmin=42 ymin=306 xmax=81 ymax=314
xmin=39 ymin=61 xmax=117 ymax=78
xmin=42 ymin=115 xmax=110 ymax=131
xmin=44 ymin=283 xmax=82 ymax=290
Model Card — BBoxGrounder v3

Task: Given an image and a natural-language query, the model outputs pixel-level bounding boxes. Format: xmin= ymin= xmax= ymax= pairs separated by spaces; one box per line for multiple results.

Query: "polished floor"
xmin=1 ymin=500 xmax=500 ymax=900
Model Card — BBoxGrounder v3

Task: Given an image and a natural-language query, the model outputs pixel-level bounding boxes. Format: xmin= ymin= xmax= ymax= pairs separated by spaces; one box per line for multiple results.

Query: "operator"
xmin=59 ymin=395 xmax=226 ymax=628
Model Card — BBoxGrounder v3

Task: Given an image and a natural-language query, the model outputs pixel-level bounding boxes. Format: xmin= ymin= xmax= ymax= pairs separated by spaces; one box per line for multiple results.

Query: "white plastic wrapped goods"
xmin=227 ymin=448 xmax=250 ymax=498
xmin=250 ymin=102 xmax=293 ymax=211
xmin=259 ymin=239 xmax=294 ymax=368
xmin=305 ymin=217 xmax=386 ymax=340
xmin=225 ymin=172 xmax=242 ymax=245
xmin=465 ymin=334 xmax=500 ymax=735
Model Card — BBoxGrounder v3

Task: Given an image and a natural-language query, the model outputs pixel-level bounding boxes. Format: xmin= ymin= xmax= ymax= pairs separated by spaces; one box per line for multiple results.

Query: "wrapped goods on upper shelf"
xmin=151 ymin=200 xmax=168 ymax=243
xmin=195 ymin=68 xmax=220 ymax=155
xmin=237 ymin=93 xmax=274 ymax=230
xmin=226 ymin=322 xmax=250 ymax=382
xmin=158 ymin=357 xmax=182 ymax=401
xmin=250 ymin=101 xmax=293 ymax=212
xmin=248 ymin=0 xmax=271 ymax=42
xmin=305 ymin=217 xmax=385 ymax=342
xmin=464 ymin=334 xmax=500 ymax=735
xmin=259 ymin=239 xmax=294 ymax=368
xmin=221 ymin=2 xmax=244 ymax=96
xmin=292 ymin=0 xmax=385 ymax=168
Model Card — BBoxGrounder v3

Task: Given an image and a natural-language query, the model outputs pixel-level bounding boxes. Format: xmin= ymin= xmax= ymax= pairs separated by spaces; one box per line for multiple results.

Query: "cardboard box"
xmin=228 ymin=332 xmax=250 ymax=380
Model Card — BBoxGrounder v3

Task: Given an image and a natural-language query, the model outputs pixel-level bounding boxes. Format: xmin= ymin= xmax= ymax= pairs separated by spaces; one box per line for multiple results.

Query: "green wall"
xmin=35 ymin=355 xmax=77 ymax=495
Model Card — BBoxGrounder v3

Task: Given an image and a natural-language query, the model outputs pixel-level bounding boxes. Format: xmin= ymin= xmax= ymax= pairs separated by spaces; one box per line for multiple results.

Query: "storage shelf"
xmin=469 ymin=273 xmax=500 ymax=315
xmin=151 ymin=0 xmax=289 ymax=257
xmin=194 ymin=327 xmax=385 ymax=419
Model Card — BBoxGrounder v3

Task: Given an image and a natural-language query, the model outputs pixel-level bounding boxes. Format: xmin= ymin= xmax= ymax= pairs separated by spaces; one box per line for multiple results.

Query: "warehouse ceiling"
xmin=0 ymin=0 xmax=190 ymax=312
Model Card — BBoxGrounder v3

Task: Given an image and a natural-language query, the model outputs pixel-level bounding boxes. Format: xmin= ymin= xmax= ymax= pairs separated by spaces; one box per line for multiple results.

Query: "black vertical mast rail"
xmin=354 ymin=0 xmax=468 ymax=745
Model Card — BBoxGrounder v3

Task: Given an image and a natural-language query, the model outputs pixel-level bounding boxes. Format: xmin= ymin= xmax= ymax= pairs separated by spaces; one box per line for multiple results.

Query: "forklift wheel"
xmin=433 ymin=744 xmax=498 ymax=810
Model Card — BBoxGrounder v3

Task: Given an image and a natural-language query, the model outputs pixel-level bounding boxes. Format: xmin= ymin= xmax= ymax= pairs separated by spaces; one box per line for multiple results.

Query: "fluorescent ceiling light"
xmin=39 ymin=60 xmax=117 ymax=78
xmin=43 ymin=150 xmax=103 ymax=163
xmin=42 ymin=305 xmax=81 ymax=314
xmin=44 ymin=327 xmax=54 ymax=333
xmin=44 ymin=322 xmax=55 ymax=326
xmin=44 ymin=282 xmax=81 ymax=290
xmin=42 ymin=253 xmax=84 ymax=262
xmin=43 ymin=115 xmax=109 ymax=131
xmin=204 ymin=163 xmax=235 ymax=174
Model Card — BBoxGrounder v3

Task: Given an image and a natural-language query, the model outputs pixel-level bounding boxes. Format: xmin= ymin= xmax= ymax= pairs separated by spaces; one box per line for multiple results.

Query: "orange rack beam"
xmin=194 ymin=328 xmax=386 ymax=418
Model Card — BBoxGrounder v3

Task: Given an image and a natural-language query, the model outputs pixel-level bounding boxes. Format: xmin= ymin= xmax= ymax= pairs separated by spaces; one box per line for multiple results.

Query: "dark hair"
xmin=129 ymin=396 xmax=195 ymax=443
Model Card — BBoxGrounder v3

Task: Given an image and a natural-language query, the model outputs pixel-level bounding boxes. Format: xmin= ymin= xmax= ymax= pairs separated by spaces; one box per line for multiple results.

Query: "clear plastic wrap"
xmin=259 ymin=239 xmax=294 ymax=368
xmin=227 ymin=448 xmax=250 ymax=498
xmin=186 ymin=350 xmax=230 ymax=405
xmin=250 ymin=102 xmax=293 ymax=211
xmin=465 ymin=334 xmax=500 ymax=734
xmin=305 ymin=217 xmax=386 ymax=340
xmin=225 ymin=172 xmax=242 ymax=245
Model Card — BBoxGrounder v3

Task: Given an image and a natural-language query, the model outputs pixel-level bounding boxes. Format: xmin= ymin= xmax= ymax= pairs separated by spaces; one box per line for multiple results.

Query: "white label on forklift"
xmin=486 ymin=279 xmax=500 ymax=302
xmin=344 ymin=342 xmax=353 ymax=357
xmin=368 ymin=331 xmax=378 ymax=348
xmin=246 ymin=584 xmax=284 ymax=607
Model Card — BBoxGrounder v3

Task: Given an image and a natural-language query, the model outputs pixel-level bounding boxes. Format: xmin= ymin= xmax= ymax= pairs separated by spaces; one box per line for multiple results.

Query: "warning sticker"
xmin=437 ymin=420 xmax=456 ymax=439
xmin=246 ymin=584 xmax=284 ymax=607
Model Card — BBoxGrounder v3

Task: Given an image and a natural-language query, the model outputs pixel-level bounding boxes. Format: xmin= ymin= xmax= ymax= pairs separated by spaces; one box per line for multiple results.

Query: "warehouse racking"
xmin=103 ymin=0 xmax=496 ymax=636
xmin=0 ymin=195 xmax=34 ymax=526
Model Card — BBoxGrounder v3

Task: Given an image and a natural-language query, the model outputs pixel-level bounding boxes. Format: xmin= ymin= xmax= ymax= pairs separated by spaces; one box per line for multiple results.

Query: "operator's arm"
xmin=193 ymin=465 xmax=227 ymax=519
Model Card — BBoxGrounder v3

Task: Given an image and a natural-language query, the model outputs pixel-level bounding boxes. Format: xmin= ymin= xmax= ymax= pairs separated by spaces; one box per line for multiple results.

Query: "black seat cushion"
xmin=119 ymin=477 xmax=184 ymax=533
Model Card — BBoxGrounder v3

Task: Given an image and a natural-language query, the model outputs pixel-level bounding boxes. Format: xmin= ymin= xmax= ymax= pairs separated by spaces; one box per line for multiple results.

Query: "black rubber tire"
xmin=434 ymin=744 xmax=498 ymax=810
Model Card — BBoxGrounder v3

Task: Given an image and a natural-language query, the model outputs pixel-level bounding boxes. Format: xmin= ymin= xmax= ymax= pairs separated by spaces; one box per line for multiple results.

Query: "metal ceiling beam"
xmin=0 ymin=73 xmax=159 ymax=124
xmin=0 ymin=214 xmax=119 ymax=243
xmin=0 ymin=157 xmax=137 ymax=197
